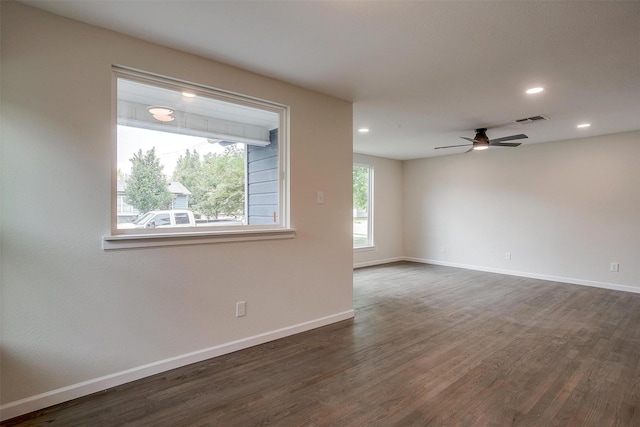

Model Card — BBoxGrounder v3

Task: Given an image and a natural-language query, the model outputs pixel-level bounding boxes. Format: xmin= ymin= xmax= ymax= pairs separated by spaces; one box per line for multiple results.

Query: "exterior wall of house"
xmin=0 ymin=2 xmax=353 ymax=416
xmin=172 ymin=194 xmax=189 ymax=210
xmin=247 ymin=129 xmax=279 ymax=225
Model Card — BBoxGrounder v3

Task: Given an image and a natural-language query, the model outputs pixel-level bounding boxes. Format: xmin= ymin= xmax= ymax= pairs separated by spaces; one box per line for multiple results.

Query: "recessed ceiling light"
xmin=182 ymin=92 xmax=196 ymax=98
xmin=148 ymin=106 xmax=174 ymax=115
xmin=358 ymin=128 xmax=370 ymax=133
xmin=577 ymin=123 xmax=591 ymax=128
xmin=153 ymin=114 xmax=175 ymax=122
xmin=526 ymin=87 xmax=544 ymax=94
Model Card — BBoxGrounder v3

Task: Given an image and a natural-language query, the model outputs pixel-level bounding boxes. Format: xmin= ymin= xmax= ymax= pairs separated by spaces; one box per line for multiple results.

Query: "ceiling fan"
xmin=435 ymin=128 xmax=528 ymax=153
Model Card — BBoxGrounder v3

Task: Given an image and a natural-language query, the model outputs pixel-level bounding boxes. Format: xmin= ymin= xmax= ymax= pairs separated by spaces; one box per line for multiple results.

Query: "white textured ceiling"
xmin=21 ymin=0 xmax=640 ymax=159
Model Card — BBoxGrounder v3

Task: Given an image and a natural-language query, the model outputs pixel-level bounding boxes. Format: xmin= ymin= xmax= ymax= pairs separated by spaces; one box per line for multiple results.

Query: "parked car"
xmin=118 ymin=210 xmax=196 ymax=229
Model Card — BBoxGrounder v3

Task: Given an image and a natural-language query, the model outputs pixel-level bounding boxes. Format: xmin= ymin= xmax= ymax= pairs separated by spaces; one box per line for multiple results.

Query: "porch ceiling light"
xmin=148 ymin=106 xmax=174 ymax=115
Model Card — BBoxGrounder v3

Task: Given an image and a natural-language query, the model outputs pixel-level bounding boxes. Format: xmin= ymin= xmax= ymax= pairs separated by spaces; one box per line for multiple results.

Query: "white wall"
xmin=353 ymin=153 xmax=404 ymax=268
xmin=403 ymin=131 xmax=640 ymax=291
xmin=0 ymin=2 xmax=353 ymax=416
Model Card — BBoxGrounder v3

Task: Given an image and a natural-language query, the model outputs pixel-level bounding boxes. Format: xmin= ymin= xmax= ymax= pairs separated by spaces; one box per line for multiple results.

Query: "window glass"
xmin=153 ymin=213 xmax=171 ymax=227
xmin=353 ymin=164 xmax=373 ymax=248
xmin=114 ymin=69 xmax=288 ymax=235
xmin=175 ymin=213 xmax=190 ymax=225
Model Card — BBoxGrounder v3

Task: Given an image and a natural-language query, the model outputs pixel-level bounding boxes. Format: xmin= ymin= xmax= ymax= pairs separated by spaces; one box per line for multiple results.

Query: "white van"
xmin=118 ymin=210 xmax=196 ymax=229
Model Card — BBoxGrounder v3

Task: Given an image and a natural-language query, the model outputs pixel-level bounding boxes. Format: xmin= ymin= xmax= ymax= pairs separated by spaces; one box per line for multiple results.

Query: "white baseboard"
xmin=405 ymin=257 xmax=640 ymax=294
xmin=353 ymin=256 xmax=404 ymax=269
xmin=4 ymin=259 xmax=635 ymax=421
xmin=0 ymin=310 xmax=354 ymax=422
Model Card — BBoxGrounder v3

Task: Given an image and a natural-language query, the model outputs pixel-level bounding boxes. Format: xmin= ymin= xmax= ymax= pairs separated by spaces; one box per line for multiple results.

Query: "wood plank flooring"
xmin=4 ymin=262 xmax=640 ymax=426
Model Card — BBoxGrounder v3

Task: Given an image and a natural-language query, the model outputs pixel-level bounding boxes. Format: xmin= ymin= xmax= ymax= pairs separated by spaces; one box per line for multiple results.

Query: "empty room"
xmin=1 ymin=1 xmax=639 ymax=426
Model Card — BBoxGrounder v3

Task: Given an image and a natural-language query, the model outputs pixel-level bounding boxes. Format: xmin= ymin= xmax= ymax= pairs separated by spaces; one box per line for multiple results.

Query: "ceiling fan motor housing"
xmin=473 ymin=128 xmax=489 ymax=144
xmin=474 ymin=128 xmax=490 ymax=146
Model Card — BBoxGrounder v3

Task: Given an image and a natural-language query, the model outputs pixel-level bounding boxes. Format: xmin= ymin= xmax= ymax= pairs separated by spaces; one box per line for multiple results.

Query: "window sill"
xmin=353 ymin=245 xmax=376 ymax=253
xmin=103 ymin=228 xmax=296 ymax=250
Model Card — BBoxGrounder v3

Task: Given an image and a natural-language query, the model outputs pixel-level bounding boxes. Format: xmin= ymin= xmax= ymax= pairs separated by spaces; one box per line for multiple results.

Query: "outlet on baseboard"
xmin=236 ymin=301 xmax=246 ymax=317
xmin=610 ymin=262 xmax=619 ymax=272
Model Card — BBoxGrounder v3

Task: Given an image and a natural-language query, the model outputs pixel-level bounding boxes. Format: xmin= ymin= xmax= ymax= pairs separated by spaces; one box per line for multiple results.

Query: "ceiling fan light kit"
xmin=434 ymin=128 xmax=528 ymax=153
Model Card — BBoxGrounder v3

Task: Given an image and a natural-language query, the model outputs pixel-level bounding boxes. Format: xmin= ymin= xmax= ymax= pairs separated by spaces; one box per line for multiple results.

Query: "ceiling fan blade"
xmin=489 ymin=142 xmax=522 ymax=147
xmin=434 ymin=143 xmax=472 ymax=150
xmin=460 ymin=137 xmax=476 ymax=142
xmin=465 ymin=147 xmax=474 ymax=153
xmin=490 ymin=134 xmax=528 ymax=143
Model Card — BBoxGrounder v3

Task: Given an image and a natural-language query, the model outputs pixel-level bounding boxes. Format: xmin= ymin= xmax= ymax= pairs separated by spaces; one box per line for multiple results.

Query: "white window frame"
xmin=103 ymin=67 xmax=294 ymax=250
xmin=353 ymin=163 xmax=374 ymax=251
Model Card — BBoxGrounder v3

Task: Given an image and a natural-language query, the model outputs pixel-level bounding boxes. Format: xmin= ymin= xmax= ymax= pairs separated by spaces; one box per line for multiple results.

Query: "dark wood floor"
xmin=4 ymin=262 xmax=640 ymax=426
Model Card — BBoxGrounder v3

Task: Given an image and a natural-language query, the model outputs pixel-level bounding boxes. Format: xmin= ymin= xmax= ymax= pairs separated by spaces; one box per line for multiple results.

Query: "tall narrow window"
xmin=353 ymin=164 xmax=373 ymax=248
xmin=112 ymin=68 xmax=289 ymax=236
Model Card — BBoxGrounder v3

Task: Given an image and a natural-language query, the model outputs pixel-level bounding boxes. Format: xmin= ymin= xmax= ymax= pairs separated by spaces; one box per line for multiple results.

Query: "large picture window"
xmin=353 ymin=164 xmax=373 ymax=248
xmin=112 ymin=68 xmax=289 ymax=240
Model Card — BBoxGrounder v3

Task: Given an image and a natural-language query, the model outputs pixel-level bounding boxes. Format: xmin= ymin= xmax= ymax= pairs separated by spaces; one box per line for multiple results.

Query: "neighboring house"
xmin=166 ymin=182 xmax=192 ymax=210
xmin=117 ymin=180 xmax=192 ymax=216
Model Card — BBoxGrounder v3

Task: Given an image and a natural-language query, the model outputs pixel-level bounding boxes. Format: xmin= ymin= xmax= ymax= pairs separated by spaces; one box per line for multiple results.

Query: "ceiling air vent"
xmin=514 ymin=114 xmax=549 ymax=124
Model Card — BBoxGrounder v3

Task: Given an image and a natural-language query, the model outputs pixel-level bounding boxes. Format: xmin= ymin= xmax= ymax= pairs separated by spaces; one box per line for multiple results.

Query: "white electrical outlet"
xmin=505 ymin=252 xmax=512 ymax=260
xmin=610 ymin=262 xmax=619 ymax=272
xmin=441 ymin=246 xmax=446 ymax=253
xmin=236 ymin=301 xmax=246 ymax=317
xmin=316 ymin=191 xmax=324 ymax=204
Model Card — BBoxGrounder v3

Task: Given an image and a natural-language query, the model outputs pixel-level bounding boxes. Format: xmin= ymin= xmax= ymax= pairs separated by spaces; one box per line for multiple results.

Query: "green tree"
xmin=353 ymin=165 xmax=369 ymax=211
xmin=198 ymin=145 xmax=245 ymax=219
xmin=172 ymin=149 xmax=203 ymax=211
xmin=125 ymin=148 xmax=172 ymax=214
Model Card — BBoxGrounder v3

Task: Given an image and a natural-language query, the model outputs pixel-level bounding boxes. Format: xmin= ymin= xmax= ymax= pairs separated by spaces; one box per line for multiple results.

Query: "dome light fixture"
xmin=148 ymin=106 xmax=175 ymax=122
xmin=577 ymin=123 xmax=591 ymax=128
xmin=147 ymin=106 xmax=174 ymax=115
xmin=358 ymin=128 xmax=370 ymax=133
xmin=182 ymin=92 xmax=196 ymax=98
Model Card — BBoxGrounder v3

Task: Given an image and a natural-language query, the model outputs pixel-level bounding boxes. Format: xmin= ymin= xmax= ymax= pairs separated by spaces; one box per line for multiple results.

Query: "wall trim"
xmin=354 ymin=256 xmax=404 ymax=269
xmin=0 ymin=310 xmax=354 ymax=422
xmin=405 ymin=257 xmax=640 ymax=294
